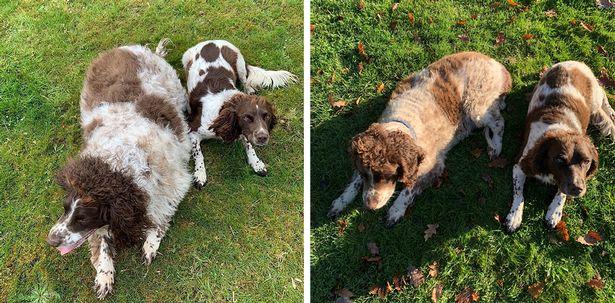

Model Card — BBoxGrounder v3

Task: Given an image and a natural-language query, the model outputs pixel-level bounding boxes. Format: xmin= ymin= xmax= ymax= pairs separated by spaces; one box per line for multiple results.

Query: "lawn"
xmin=311 ymin=0 xmax=614 ymax=302
xmin=0 ymin=0 xmax=303 ymax=302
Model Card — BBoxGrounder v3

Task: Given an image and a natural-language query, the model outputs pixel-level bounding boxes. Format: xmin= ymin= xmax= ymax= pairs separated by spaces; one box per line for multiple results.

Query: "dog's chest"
xmin=534 ymin=174 xmax=555 ymax=185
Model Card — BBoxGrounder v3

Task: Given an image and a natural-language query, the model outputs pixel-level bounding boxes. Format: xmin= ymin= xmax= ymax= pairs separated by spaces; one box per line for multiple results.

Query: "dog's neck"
xmin=380 ymin=118 xmax=417 ymax=139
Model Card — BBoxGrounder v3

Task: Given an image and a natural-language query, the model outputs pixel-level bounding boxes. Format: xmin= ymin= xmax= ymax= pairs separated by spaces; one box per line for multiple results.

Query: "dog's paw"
xmin=487 ymin=145 xmax=502 ymax=160
xmin=505 ymin=210 xmax=523 ymax=233
xmin=250 ymin=161 xmax=267 ymax=176
xmin=94 ymin=271 xmax=114 ymax=299
xmin=193 ymin=171 xmax=207 ymax=189
xmin=545 ymin=209 xmax=563 ymax=229
xmin=142 ymin=245 xmax=157 ymax=266
xmin=385 ymin=208 xmax=405 ymax=228
xmin=327 ymin=207 xmax=342 ymax=219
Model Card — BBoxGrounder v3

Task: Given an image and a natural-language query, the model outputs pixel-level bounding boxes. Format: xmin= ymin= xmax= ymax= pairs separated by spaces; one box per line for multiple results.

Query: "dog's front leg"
xmin=142 ymin=226 xmax=168 ymax=266
xmin=505 ymin=164 xmax=527 ymax=232
xmin=385 ymin=187 xmax=416 ymax=228
xmin=190 ymin=132 xmax=207 ymax=188
xmin=89 ymin=227 xmax=114 ymax=299
xmin=327 ymin=171 xmax=362 ymax=218
xmin=240 ymin=135 xmax=267 ymax=176
xmin=545 ymin=191 xmax=567 ymax=229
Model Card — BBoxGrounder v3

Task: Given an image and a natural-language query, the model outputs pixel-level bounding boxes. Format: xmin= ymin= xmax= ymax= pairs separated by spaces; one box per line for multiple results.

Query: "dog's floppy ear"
xmin=521 ymin=137 xmax=555 ymax=176
xmin=210 ymin=96 xmax=241 ymax=142
xmin=587 ymin=142 xmax=599 ymax=179
xmin=392 ymin=131 xmax=423 ymax=188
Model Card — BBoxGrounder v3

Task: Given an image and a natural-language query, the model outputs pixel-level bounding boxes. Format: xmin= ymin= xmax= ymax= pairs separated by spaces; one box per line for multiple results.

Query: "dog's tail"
xmin=155 ymin=38 xmax=172 ymax=58
xmin=245 ymin=65 xmax=297 ymax=93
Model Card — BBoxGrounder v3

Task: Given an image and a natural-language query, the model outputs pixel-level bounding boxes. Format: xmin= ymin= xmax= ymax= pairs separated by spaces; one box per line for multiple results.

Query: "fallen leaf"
xmin=358 ymin=62 xmax=364 ymax=75
xmin=522 ymin=33 xmax=534 ymax=40
xmin=544 ymin=10 xmax=557 ymax=17
xmin=481 ymin=173 xmax=494 ymax=188
xmin=488 ymin=157 xmax=508 ymax=168
xmin=357 ymin=223 xmax=366 ymax=232
xmin=455 ymin=287 xmax=480 ymax=303
xmin=579 ymin=21 xmax=594 ymax=32
xmin=328 ymin=95 xmax=348 ymax=109
xmin=337 ymin=219 xmax=348 ymax=235
xmin=428 ymin=261 xmax=439 ymax=278
xmin=367 ymin=242 xmax=380 ymax=256
xmin=392 ymin=2 xmax=399 ymax=11
xmin=597 ymin=45 xmax=608 ymax=57
xmin=471 ymin=147 xmax=483 ymax=158
xmin=386 ymin=281 xmax=394 ymax=293
xmin=527 ymin=282 xmax=545 ymax=299
xmin=555 ymin=221 xmax=570 ymax=241
xmin=471 ymin=14 xmax=478 ymax=19
xmin=458 ymin=34 xmax=469 ymax=42
xmin=424 ymin=224 xmax=439 ymax=241
xmin=598 ymin=67 xmax=615 ymax=88
xmin=376 ymin=82 xmax=385 ymax=94
xmin=408 ymin=12 xmax=415 ymax=24
xmin=432 ymin=284 xmax=444 ymax=303
xmin=310 ymin=24 xmax=315 ymax=34
xmin=506 ymin=0 xmax=519 ymax=6
xmin=577 ymin=230 xmax=603 ymax=246
xmin=368 ymin=285 xmax=382 ymax=297
xmin=496 ymin=279 xmax=504 ymax=287
xmin=357 ymin=41 xmax=366 ymax=56
xmin=357 ymin=0 xmax=365 ymax=10
xmin=490 ymin=2 xmax=502 ymax=8
xmin=457 ymin=20 xmax=467 ymax=26
xmin=495 ymin=32 xmax=506 ymax=46
xmin=596 ymin=0 xmax=615 ymax=8
xmin=408 ymin=265 xmax=425 ymax=287
xmin=494 ymin=213 xmax=502 ymax=223
xmin=393 ymin=275 xmax=402 ymax=291
xmin=587 ymin=272 xmax=605 ymax=290
xmin=570 ymin=19 xmax=577 ymax=25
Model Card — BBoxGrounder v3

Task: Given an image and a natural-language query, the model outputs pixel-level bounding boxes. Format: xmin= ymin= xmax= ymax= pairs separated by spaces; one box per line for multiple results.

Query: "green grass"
xmin=311 ymin=0 xmax=614 ymax=302
xmin=0 ymin=0 xmax=302 ymax=302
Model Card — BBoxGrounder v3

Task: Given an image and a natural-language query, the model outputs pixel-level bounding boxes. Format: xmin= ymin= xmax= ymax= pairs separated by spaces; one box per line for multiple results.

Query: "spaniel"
xmin=328 ymin=52 xmax=512 ymax=227
xmin=46 ymin=39 xmax=192 ymax=298
xmin=182 ymin=40 xmax=296 ymax=187
xmin=505 ymin=61 xmax=614 ymax=232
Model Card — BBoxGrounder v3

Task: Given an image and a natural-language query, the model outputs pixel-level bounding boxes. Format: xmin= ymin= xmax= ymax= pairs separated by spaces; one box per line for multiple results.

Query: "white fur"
xmin=505 ymin=164 xmax=526 ymax=232
xmin=546 ymin=191 xmax=566 ymax=228
xmin=327 ymin=172 xmax=362 ymax=218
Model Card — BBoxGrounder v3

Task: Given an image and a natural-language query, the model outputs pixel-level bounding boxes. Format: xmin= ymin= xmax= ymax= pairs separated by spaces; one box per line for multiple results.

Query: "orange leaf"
xmin=587 ymin=272 xmax=605 ymax=290
xmin=431 ymin=284 xmax=444 ymax=303
xmin=522 ymin=33 xmax=534 ymax=40
xmin=555 ymin=221 xmax=570 ymax=241
xmin=328 ymin=95 xmax=347 ymax=109
xmin=337 ymin=219 xmax=348 ymax=235
xmin=386 ymin=281 xmax=394 ymax=293
xmin=457 ymin=20 xmax=467 ymax=26
xmin=368 ymin=285 xmax=380 ymax=295
xmin=580 ymin=21 xmax=594 ymax=32
xmin=544 ymin=10 xmax=557 ymax=17
xmin=310 ymin=24 xmax=315 ymax=34
xmin=506 ymin=0 xmax=519 ymax=6
xmin=392 ymin=2 xmax=399 ymax=11
xmin=455 ymin=287 xmax=479 ymax=303
xmin=527 ymin=282 xmax=545 ymax=299
xmin=408 ymin=12 xmax=415 ymax=24
xmin=358 ymin=62 xmax=364 ymax=75
xmin=357 ymin=0 xmax=365 ymax=10
xmin=376 ymin=82 xmax=385 ymax=94
xmin=428 ymin=261 xmax=439 ymax=278
xmin=495 ymin=32 xmax=506 ymax=46
xmin=577 ymin=230 xmax=603 ymax=246
xmin=357 ymin=41 xmax=366 ymax=56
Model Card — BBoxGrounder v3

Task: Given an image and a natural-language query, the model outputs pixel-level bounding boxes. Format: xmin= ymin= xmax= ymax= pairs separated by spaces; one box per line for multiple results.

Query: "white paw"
xmin=505 ymin=208 xmax=523 ymax=232
xmin=142 ymin=242 xmax=158 ymax=266
xmin=94 ymin=271 xmax=114 ymax=299
xmin=488 ymin=144 xmax=502 ymax=160
xmin=385 ymin=207 xmax=405 ymax=228
xmin=327 ymin=201 xmax=345 ymax=218
xmin=250 ymin=160 xmax=267 ymax=176
xmin=193 ymin=169 xmax=207 ymax=189
xmin=545 ymin=209 xmax=563 ymax=229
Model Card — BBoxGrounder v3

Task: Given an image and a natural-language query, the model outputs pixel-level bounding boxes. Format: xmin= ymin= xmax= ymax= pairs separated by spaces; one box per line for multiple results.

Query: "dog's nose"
xmin=568 ymin=186 xmax=583 ymax=197
xmin=256 ymin=133 xmax=269 ymax=145
xmin=46 ymin=234 xmax=61 ymax=247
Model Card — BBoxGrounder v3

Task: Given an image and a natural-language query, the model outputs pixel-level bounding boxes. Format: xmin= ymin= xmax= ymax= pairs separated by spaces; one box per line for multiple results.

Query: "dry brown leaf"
xmin=408 ymin=12 xmax=415 ymax=24
xmin=577 ymin=230 xmax=603 ymax=246
xmin=471 ymin=14 xmax=478 ymax=20
xmin=386 ymin=281 xmax=394 ymax=293
xmin=495 ymin=32 xmax=506 ymax=47
xmin=458 ymin=34 xmax=469 ymax=42
xmin=424 ymin=224 xmax=439 ymax=241
xmin=432 ymin=284 xmax=444 ymax=303
xmin=488 ymin=157 xmax=508 ymax=168
xmin=455 ymin=287 xmax=479 ymax=303
xmin=471 ymin=147 xmax=483 ymax=158
xmin=367 ymin=242 xmax=380 ymax=256
xmin=389 ymin=20 xmax=398 ymax=30
xmin=408 ymin=266 xmax=425 ymax=287
xmin=597 ymin=45 xmax=608 ymax=57
xmin=337 ymin=219 xmax=348 ymax=235
xmin=376 ymin=82 xmax=385 ymax=94
xmin=587 ymin=272 xmax=605 ymax=290
xmin=357 ymin=0 xmax=365 ymax=10
xmin=494 ymin=213 xmax=502 ymax=223
xmin=328 ymin=95 xmax=348 ymax=109
xmin=545 ymin=10 xmax=557 ymax=17
xmin=580 ymin=21 xmax=594 ymax=32
xmin=570 ymin=19 xmax=577 ymax=25
xmin=596 ymin=0 xmax=615 ymax=8
xmin=310 ymin=24 xmax=315 ymax=34
xmin=392 ymin=2 xmax=399 ymax=11
xmin=428 ymin=261 xmax=439 ymax=278
xmin=358 ymin=62 xmax=364 ymax=75
xmin=357 ymin=41 xmax=366 ymax=56
xmin=496 ymin=279 xmax=504 ymax=287
xmin=522 ymin=33 xmax=534 ymax=40
xmin=555 ymin=221 xmax=570 ymax=241
xmin=368 ymin=285 xmax=380 ymax=295
xmin=392 ymin=275 xmax=402 ymax=291
xmin=481 ymin=173 xmax=494 ymax=188
xmin=506 ymin=0 xmax=519 ymax=6
xmin=457 ymin=20 xmax=467 ymax=26
xmin=598 ymin=67 xmax=615 ymax=88
xmin=527 ymin=282 xmax=545 ymax=299
xmin=490 ymin=2 xmax=502 ymax=8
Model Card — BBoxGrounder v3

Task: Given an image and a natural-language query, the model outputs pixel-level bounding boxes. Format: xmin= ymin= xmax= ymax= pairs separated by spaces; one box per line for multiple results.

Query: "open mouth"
xmin=56 ymin=229 xmax=95 ymax=256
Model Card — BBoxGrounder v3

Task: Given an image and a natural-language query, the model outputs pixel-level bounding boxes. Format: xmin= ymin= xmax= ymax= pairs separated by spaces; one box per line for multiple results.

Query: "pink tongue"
xmin=57 ymin=245 xmax=75 ymax=256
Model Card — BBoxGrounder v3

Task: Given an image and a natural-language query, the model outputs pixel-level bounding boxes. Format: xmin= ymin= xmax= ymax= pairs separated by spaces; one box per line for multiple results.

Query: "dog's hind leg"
xmin=591 ymin=92 xmax=615 ymax=140
xmin=483 ymin=106 xmax=505 ymax=160
xmin=89 ymin=227 xmax=115 ymax=299
xmin=327 ymin=171 xmax=363 ymax=218
xmin=190 ymin=132 xmax=207 ymax=188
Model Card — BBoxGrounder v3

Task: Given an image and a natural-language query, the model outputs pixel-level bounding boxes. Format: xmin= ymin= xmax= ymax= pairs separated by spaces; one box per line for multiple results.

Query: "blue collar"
xmin=381 ymin=117 xmax=417 ymax=139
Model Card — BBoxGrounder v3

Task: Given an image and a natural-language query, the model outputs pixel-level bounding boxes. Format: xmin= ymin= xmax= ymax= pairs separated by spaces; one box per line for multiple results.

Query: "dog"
xmin=505 ymin=61 xmax=614 ymax=232
xmin=182 ymin=40 xmax=297 ymax=187
xmin=328 ymin=52 xmax=512 ymax=227
xmin=46 ymin=39 xmax=192 ymax=298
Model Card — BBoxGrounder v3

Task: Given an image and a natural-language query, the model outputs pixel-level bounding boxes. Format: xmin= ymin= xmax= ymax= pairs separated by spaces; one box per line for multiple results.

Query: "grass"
xmin=311 ymin=0 xmax=614 ymax=302
xmin=0 ymin=0 xmax=302 ymax=302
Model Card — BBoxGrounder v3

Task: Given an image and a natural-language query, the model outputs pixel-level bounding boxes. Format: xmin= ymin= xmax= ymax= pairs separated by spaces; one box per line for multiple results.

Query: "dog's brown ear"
xmin=587 ymin=143 xmax=599 ymax=178
xmin=394 ymin=132 xmax=423 ymax=188
xmin=521 ymin=137 xmax=555 ymax=176
xmin=210 ymin=97 xmax=241 ymax=142
xmin=261 ymin=98 xmax=277 ymax=130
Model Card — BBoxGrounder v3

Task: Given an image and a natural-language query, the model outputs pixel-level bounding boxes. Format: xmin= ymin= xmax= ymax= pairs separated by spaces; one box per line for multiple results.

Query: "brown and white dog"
xmin=328 ymin=52 xmax=512 ymax=227
xmin=182 ymin=40 xmax=296 ymax=187
xmin=46 ymin=40 xmax=192 ymax=298
xmin=505 ymin=61 xmax=614 ymax=232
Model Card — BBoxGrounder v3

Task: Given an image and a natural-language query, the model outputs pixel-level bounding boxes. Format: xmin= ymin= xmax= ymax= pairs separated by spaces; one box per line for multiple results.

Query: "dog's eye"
xmin=262 ymin=113 xmax=269 ymax=120
xmin=582 ymin=159 xmax=591 ymax=166
xmin=556 ymin=156 xmax=566 ymax=164
xmin=243 ymin=115 xmax=254 ymax=122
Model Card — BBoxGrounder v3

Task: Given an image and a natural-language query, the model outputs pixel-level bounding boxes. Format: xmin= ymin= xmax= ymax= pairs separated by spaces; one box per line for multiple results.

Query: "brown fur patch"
xmin=135 ymin=94 xmax=185 ymax=139
xmin=390 ymin=73 xmax=417 ymax=100
xmin=83 ymin=118 xmax=103 ymax=139
xmin=200 ymin=43 xmax=220 ymax=62
xmin=199 ymin=69 xmax=205 ymax=76
xmin=56 ymin=156 xmax=150 ymax=247
xmin=543 ymin=65 xmax=569 ymax=87
xmin=81 ymin=49 xmax=142 ymax=111
xmin=569 ymin=68 xmax=593 ymax=103
xmin=185 ymin=59 xmax=193 ymax=73
xmin=221 ymin=46 xmax=238 ymax=76
xmin=350 ymin=124 xmax=425 ymax=187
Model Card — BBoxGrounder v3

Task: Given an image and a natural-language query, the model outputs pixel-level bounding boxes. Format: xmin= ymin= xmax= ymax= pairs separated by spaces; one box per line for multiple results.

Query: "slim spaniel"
xmin=46 ymin=39 xmax=192 ymax=298
xmin=182 ymin=40 xmax=296 ymax=187
xmin=328 ymin=52 xmax=512 ymax=227
xmin=505 ymin=61 xmax=614 ymax=232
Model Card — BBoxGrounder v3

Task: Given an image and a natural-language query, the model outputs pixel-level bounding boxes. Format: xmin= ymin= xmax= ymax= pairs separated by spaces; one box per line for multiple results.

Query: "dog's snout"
xmin=255 ymin=130 xmax=269 ymax=145
xmin=46 ymin=233 xmax=61 ymax=247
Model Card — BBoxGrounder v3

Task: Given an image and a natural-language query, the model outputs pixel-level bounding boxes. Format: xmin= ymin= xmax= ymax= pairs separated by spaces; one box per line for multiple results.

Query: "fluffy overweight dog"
xmin=182 ymin=40 xmax=296 ymax=187
xmin=505 ymin=61 xmax=614 ymax=232
xmin=328 ymin=52 xmax=512 ymax=227
xmin=46 ymin=40 xmax=192 ymax=298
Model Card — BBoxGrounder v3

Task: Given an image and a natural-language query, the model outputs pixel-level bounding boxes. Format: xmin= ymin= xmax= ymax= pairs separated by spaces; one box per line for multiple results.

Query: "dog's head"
xmin=532 ymin=134 xmax=598 ymax=197
xmin=350 ymin=124 xmax=424 ymax=210
xmin=47 ymin=156 xmax=149 ymax=255
xmin=210 ymin=94 xmax=277 ymax=146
